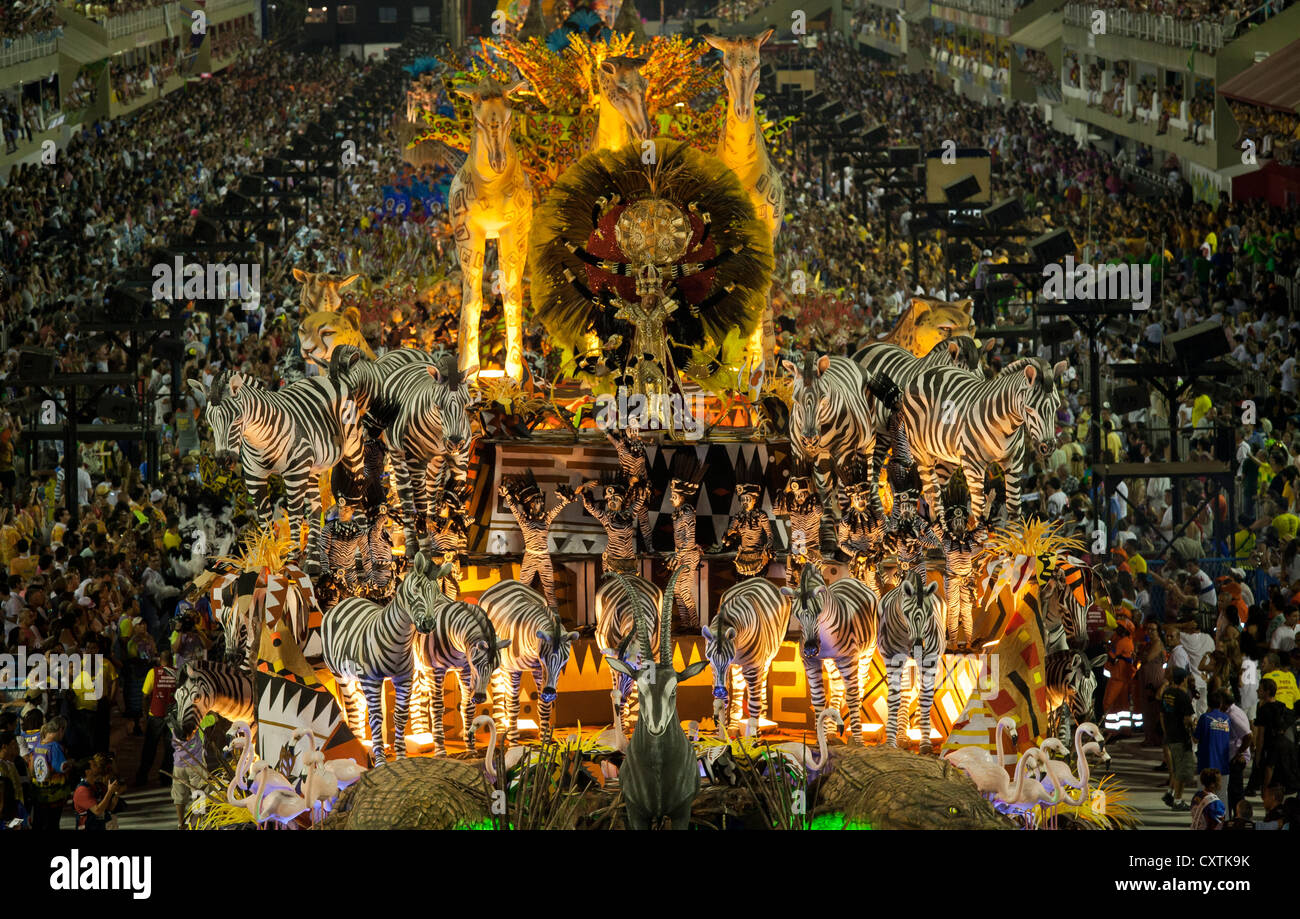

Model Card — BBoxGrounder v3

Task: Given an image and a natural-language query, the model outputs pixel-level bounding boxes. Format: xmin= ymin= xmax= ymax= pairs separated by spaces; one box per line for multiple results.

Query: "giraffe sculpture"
xmin=450 ymin=78 xmax=533 ymax=380
xmin=704 ymin=29 xmax=785 ymax=370
xmin=590 ymin=56 xmax=652 ymax=153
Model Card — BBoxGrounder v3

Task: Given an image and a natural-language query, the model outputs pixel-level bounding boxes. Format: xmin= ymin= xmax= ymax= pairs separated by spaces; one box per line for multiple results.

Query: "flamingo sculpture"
xmin=291 ymin=727 xmax=366 ymax=823
xmin=1038 ymin=721 xmax=1109 ymax=807
xmin=988 ymin=745 xmax=1053 ymax=808
xmin=476 ymin=714 xmax=532 ymax=784
xmin=225 ymin=725 xmax=309 ymax=826
xmin=769 ymin=708 xmax=841 ymax=777
xmin=943 ymin=716 xmax=1019 ymax=795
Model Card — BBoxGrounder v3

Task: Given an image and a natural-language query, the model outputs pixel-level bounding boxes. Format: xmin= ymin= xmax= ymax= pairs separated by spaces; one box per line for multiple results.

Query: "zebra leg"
xmin=916 ymin=460 xmax=944 ymax=526
xmin=362 ymin=679 xmax=388 ymax=766
xmin=533 ymin=668 xmax=553 ymax=743
xmin=247 ymin=477 xmax=273 ymax=528
xmin=743 ymin=666 xmax=762 ymax=721
xmin=917 ymin=656 xmax=937 ymax=754
xmin=965 ymin=463 xmax=988 ymax=526
xmin=945 ymin=575 xmax=961 ymax=647
xmin=537 ymin=555 xmax=558 ymax=612
xmin=804 ymin=655 xmax=827 ymax=722
xmin=507 ymin=671 xmax=522 ymax=745
xmin=1002 ymin=461 xmax=1023 ymax=523
xmin=392 ymin=675 xmax=412 ymax=760
xmin=430 ymin=668 xmax=447 ymax=756
xmin=460 ymin=665 xmax=477 ymax=753
xmin=885 ymin=656 xmax=903 ymax=748
xmin=838 ymin=656 xmax=862 ymax=743
xmin=392 ymin=456 xmax=421 ymax=555
xmin=407 ymin=452 xmax=431 ymax=550
xmin=609 ymin=673 xmax=626 ymax=738
xmin=408 ymin=667 xmax=430 ymax=735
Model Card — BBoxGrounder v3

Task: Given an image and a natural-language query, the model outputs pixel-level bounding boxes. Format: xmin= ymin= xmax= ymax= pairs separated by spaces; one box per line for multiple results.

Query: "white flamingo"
xmin=476 ymin=714 xmax=532 ymax=783
xmin=290 ymin=728 xmax=365 ymax=823
xmin=943 ymin=716 xmax=1019 ymax=795
xmin=769 ymin=708 xmax=842 ymax=776
xmin=1038 ymin=721 xmax=1108 ymax=807
xmin=990 ymin=746 xmax=1053 ymax=808
xmin=225 ymin=725 xmax=309 ymax=826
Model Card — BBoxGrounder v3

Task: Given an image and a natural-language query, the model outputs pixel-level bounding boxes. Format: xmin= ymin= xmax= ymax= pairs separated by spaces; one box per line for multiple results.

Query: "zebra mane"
xmin=209 ymin=369 xmax=231 ymax=406
xmin=431 ymin=351 xmax=468 ymax=390
xmin=798 ymin=561 xmax=825 ymax=602
xmin=999 ymin=357 xmax=1053 ymax=393
xmin=471 ymin=604 xmax=504 ymax=668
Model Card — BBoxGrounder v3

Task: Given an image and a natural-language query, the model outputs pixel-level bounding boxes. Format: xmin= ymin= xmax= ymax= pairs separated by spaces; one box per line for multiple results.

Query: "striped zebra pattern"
xmin=411 ymin=596 xmax=509 ymax=757
xmin=669 ymin=506 xmax=700 ymax=626
xmin=320 ymin=515 xmax=367 ymax=593
xmin=897 ymin=357 xmax=1065 ymax=525
xmin=1045 ymin=649 xmax=1104 ymax=744
xmin=702 ymin=577 xmax=789 ymax=730
xmin=781 ymin=566 xmax=879 ymax=741
xmin=1042 ymin=561 xmax=1090 ymax=653
xmin=321 ymin=552 xmax=450 ymax=765
xmin=595 ymin=573 xmax=663 ymax=736
xmin=878 ymin=578 xmax=944 ymax=752
xmin=478 ymin=579 xmax=579 ymax=744
xmin=606 ymin=429 xmax=655 ymax=548
xmin=193 ymin=370 xmax=365 ymax=576
xmin=174 ymin=660 xmax=256 ymax=739
xmin=330 ymin=346 xmax=475 ymax=556
xmin=785 ymin=354 xmax=876 ymax=519
xmin=854 ymin=340 xmax=982 ymax=513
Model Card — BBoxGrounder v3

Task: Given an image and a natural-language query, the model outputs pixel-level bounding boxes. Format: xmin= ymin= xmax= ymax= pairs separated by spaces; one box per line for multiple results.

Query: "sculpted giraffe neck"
xmin=720 ymin=103 xmax=765 ymax=173
xmin=594 ymin=94 xmax=632 ymax=151
xmin=468 ymin=133 xmax=523 ymax=193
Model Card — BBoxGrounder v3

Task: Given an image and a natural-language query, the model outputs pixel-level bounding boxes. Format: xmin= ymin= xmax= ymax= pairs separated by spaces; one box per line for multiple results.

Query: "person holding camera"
xmin=134 ymin=648 xmax=178 ymax=789
xmin=72 ymin=753 xmax=121 ymax=831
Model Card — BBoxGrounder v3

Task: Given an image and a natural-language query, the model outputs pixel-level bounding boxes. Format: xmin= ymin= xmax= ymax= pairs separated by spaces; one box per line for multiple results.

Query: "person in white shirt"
xmin=1045 ymin=477 xmax=1068 ymax=519
xmin=1185 ymin=559 xmax=1217 ymax=609
xmin=1269 ymin=608 xmax=1298 ymax=652
xmin=1177 ymin=615 xmax=1216 ymax=718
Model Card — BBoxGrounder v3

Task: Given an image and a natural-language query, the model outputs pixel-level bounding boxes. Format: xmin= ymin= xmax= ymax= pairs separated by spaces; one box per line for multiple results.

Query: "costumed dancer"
xmin=883 ymin=411 xmax=941 ymax=591
xmin=605 ymin=421 xmax=655 ymax=552
xmin=838 ymin=479 xmax=886 ymax=594
xmin=360 ymin=428 xmax=393 ymax=590
xmin=320 ymin=495 xmax=367 ymax=594
xmin=933 ymin=502 xmax=987 ymax=652
xmin=429 ymin=489 xmax=468 ymax=600
xmin=667 ymin=454 xmax=706 ymax=627
xmin=500 ymin=470 xmax=574 ymax=612
xmin=718 ymin=484 xmax=773 ymax=578
xmin=578 ymin=474 xmax=642 ymax=575
xmin=774 ymin=469 xmax=825 ymax=588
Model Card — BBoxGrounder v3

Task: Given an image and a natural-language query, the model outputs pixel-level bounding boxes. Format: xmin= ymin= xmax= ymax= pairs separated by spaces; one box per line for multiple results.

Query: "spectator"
xmin=1189 ymin=769 xmax=1225 ymax=830
xmin=135 ymin=648 xmax=178 ymax=788
xmin=1161 ymin=667 xmax=1196 ymax=811
xmin=72 ymin=753 xmax=121 ymax=831
xmin=1249 ymin=678 xmax=1300 ymax=795
xmin=28 ymin=715 xmax=72 ymax=830
xmin=1195 ymin=689 xmax=1233 ymax=774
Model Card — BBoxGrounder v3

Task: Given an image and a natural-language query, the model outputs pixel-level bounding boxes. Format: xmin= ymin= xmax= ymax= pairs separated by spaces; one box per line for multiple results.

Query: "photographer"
xmin=169 ymin=604 xmax=211 ymax=671
xmin=72 ymin=753 xmax=121 ymax=831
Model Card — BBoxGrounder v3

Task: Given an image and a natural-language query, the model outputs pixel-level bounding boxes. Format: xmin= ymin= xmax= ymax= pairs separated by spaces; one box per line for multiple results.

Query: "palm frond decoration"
xmin=978 ymin=517 xmax=1084 ymax=570
xmin=216 ymin=525 xmax=298 ymax=573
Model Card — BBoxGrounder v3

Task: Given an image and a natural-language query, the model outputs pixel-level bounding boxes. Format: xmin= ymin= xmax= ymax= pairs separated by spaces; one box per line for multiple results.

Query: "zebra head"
xmin=466 ymin=609 xmax=511 ymax=705
xmin=173 ymin=663 xmax=210 ymax=739
xmin=700 ymin=618 xmax=738 ymax=703
xmin=605 ymin=571 xmax=708 ymax=735
xmin=1066 ymin=652 xmax=1107 ymax=725
xmin=535 ymin=611 xmax=579 ymax=704
xmin=781 ymin=564 xmax=828 ymax=658
xmin=900 ymin=576 xmax=942 ymax=637
xmin=406 ymin=552 xmax=455 ymax=630
xmin=783 ymin=354 xmax=825 ymax=458
xmin=200 ymin=369 xmax=249 ymax=461
xmin=1004 ymin=358 xmax=1068 ymax=461
xmin=425 ymin=357 xmax=474 ymax=454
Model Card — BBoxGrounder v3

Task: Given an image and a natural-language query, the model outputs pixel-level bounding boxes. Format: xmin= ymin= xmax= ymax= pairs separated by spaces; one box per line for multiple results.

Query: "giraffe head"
xmin=457 ymin=78 xmax=527 ymax=175
xmin=704 ymin=29 xmax=773 ymax=122
xmin=595 ymin=56 xmax=650 ymax=144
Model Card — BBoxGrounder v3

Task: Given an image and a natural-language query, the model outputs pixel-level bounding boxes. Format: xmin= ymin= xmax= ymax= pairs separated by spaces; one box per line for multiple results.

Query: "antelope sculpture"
xmin=705 ymin=30 xmax=784 ymax=368
xmin=604 ymin=571 xmax=709 ymax=830
xmin=590 ymin=56 xmax=652 ymax=152
xmin=450 ymin=78 xmax=533 ymax=380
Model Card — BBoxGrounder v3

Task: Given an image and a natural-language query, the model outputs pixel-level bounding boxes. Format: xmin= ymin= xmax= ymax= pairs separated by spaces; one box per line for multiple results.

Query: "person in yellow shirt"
xmin=1191 ymin=393 xmax=1212 ymax=429
xmin=1262 ymin=657 xmax=1299 ymax=709
xmin=1273 ymin=512 xmax=1299 ymax=543
xmin=1124 ymin=539 xmax=1148 ymax=576
xmin=7 ymin=539 xmax=37 ymax=579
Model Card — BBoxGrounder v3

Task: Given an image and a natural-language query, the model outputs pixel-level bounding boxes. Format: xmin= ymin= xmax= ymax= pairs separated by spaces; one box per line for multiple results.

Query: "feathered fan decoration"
xmin=530 ymin=138 xmax=772 ymax=388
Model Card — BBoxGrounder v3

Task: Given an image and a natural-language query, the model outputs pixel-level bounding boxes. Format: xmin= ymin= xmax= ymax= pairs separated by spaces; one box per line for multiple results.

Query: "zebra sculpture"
xmin=602 ymin=569 xmax=709 ymax=830
xmin=781 ymin=565 xmax=879 ymax=743
xmin=411 ymin=596 xmax=511 ymax=757
xmin=477 ymin=578 xmax=579 ymax=744
xmin=701 ymin=576 xmax=790 ymax=736
xmin=898 ymin=357 xmax=1067 ymax=526
xmin=173 ymin=660 xmax=256 ymax=739
xmin=1041 ymin=561 xmax=1102 ymax=741
xmin=321 ymin=552 xmax=452 ymax=765
xmin=330 ymin=346 xmax=476 ymax=556
xmin=595 ymin=572 xmax=664 ymax=741
xmin=878 ymin=578 xmax=945 ymax=753
xmin=191 ymin=370 xmax=366 ymax=576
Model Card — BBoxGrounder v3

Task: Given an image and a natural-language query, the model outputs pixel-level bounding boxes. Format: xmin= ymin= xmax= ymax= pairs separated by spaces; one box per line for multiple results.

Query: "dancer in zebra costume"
xmin=578 ymin=475 xmax=642 ymax=575
xmin=410 ymin=593 xmax=510 ymax=757
xmin=666 ymin=459 xmax=705 ymax=627
xmin=320 ymin=495 xmax=368 ymax=594
xmin=190 ymin=369 xmax=366 ymax=577
xmin=878 ymin=578 xmax=944 ymax=753
xmin=321 ymin=552 xmax=451 ymax=765
xmin=702 ymin=576 xmax=789 ymax=734
xmin=1045 ymin=647 xmax=1106 ymax=745
xmin=173 ymin=660 xmax=256 ymax=739
xmin=359 ymin=429 xmax=394 ymax=591
xmin=1041 ymin=561 xmax=1100 ymax=741
xmin=329 ymin=346 xmax=475 ymax=555
xmin=780 ymin=564 xmax=879 ymax=742
xmin=428 ymin=488 xmax=468 ymax=599
xmin=595 ymin=573 xmax=664 ymax=738
xmin=883 ymin=411 xmax=943 ymax=586
xmin=718 ymin=484 xmax=773 ymax=577
xmin=933 ymin=502 xmax=988 ymax=651
xmin=478 ymin=579 xmax=579 ymax=744
xmin=605 ymin=424 xmax=655 ymax=551
xmin=774 ymin=470 xmax=825 ymax=589
xmin=837 ymin=480 xmax=886 ymax=593
xmin=500 ymin=471 xmax=575 ymax=611
xmin=853 ymin=338 xmax=983 ymax=515
xmin=898 ymin=357 xmax=1067 ymax=525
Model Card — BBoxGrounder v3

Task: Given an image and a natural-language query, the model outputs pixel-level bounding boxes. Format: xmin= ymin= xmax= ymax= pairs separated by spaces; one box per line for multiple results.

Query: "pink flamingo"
xmin=943 ymin=716 xmax=1019 ymax=795
xmin=1038 ymin=721 xmax=1108 ymax=807
xmin=225 ymin=723 xmax=309 ymax=826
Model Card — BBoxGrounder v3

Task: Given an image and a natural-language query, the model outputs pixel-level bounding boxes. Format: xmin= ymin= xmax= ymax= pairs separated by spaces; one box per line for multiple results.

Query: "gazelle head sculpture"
xmin=594 ymin=56 xmax=651 ymax=144
xmin=456 ymin=78 xmax=528 ymax=175
xmin=704 ymin=28 xmax=773 ymax=123
xmin=292 ymin=268 xmax=360 ymax=315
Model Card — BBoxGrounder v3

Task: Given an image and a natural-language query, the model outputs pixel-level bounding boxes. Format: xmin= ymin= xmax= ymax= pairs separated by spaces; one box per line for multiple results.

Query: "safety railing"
xmin=932 ymin=0 xmax=1024 ymax=18
xmin=1063 ymin=3 xmax=1227 ymax=51
xmin=103 ymin=2 xmax=177 ymax=39
xmin=206 ymin=0 xmax=252 ymax=11
xmin=0 ymin=30 xmax=61 ymax=68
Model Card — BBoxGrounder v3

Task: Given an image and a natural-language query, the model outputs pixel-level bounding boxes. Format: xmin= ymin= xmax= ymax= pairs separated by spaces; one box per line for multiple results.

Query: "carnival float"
xmin=173 ymin=23 xmax=1137 ymax=831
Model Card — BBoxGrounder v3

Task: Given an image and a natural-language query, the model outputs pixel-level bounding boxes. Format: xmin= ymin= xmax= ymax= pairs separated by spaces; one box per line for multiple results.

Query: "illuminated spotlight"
xmin=981 ymin=639 xmax=1000 ymax=648
xmin=860 ymin=723 xmax=885 ymax=734
xmin=905 ymin=728 xmax=944 ymax=742
xmin=405 ymin=732 xmax=435 ymax=748
xmin=359 ymin=738 xmax=373 ymax=747
xmin=478 ymin=369 xmax=506 ymax=379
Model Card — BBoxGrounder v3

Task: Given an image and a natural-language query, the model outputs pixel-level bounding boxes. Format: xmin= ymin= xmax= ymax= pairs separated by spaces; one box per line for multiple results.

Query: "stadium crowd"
xmin=0 ymin=28 xmax=1297 ymax=830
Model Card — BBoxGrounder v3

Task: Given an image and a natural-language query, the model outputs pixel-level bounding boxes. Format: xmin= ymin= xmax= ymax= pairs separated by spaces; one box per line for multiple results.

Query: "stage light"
xmin=888 ymin=146 xmax=920 ymax=166
xmin=862 ymin=123 xmax=888 ymax=146
xmin=982 ymin=196 xmax=1024 ymax=228
xmin=905 ymin=728 xmax=945 ymax=741
xmin=943 ymin=173 xmax=982 ymax=204
xmin=478 ymin=369 xmax=506 ymax=379
xmin=1027 ymin=227 xmax=1075 ymax=263
xmin=818 ymin=100 xmax=845 ymax=119
xmin=837 ymin=112 xmax=866 ymax=134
